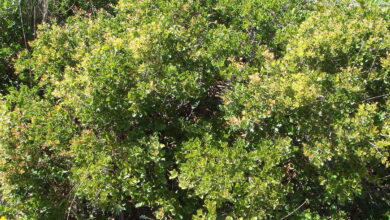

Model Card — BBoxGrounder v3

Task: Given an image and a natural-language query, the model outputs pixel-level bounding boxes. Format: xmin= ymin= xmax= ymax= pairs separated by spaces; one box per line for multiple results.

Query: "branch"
xmin=363 ymin=94 xmax=389 ymax=102
xmin=280 ymin=200 xmax=307 ymax=220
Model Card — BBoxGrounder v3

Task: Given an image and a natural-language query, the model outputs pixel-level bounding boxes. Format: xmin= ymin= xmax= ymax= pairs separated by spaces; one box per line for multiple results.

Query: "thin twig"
xmin=67 ymin=193 xmax=77 ymax=220
xmin=369 ymin=142 xmax=384 ymax=157
xmin=280 ymin=200 xmax=307 ymax=220
xmin=19 ymin=0 xmax=28 ymax=49
xmin=363 ymin=94 xmax=389 ymax=102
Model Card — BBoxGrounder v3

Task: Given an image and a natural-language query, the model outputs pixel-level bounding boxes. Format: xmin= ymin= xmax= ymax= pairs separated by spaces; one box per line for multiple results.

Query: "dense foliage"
xmin=0 ymin=0 xmax=389 ymax=219
xmin=0 ymin=0 xmax=117 ymax=93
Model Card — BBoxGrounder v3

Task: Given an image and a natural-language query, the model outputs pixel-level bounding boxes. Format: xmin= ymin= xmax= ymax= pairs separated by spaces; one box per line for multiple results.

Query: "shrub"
xmin=1 ymin=0 xmax=389 ymax=219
